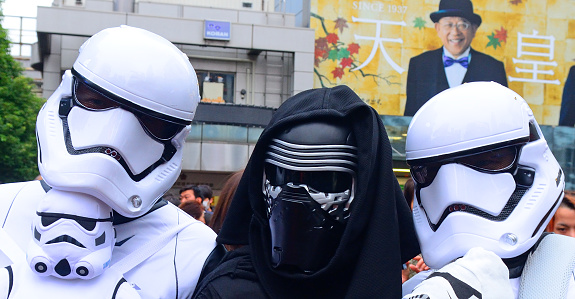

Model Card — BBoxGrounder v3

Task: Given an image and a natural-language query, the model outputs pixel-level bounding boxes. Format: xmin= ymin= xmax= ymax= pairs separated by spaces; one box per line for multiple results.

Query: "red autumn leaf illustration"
xmin=347 ymin=43 xmax=360 ymax=55
xmin=326 ymin=33 xmax=339 ymax=44
xmin=331 ymin=67 xmax=345 ymax=79
xmin=340 ymin=57 xmax=353 ymax=68
xmin=315 ymin=48 xmax=327 ymax=58
xmin=334 ymin=17 xmax=348 ymax=34
xmin=494 ymin=27 xmax=507 ymax=43
xmin=315 ymin=37 xmax=328 ymax=51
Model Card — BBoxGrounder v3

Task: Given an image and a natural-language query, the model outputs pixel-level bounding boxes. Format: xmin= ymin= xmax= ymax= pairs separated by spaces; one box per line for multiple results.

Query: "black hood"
xmin=218 ymin=85 xmax=420 ymax=298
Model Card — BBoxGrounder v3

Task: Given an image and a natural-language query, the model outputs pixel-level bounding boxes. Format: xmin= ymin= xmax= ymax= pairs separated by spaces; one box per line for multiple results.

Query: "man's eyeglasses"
xmin=440 ymin=22 xmax=472 ymax=31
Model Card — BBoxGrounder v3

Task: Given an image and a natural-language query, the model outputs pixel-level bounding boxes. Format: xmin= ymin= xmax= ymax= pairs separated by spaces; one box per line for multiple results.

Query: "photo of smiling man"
xmin=403 ymin=0 xmax=507 ymax=116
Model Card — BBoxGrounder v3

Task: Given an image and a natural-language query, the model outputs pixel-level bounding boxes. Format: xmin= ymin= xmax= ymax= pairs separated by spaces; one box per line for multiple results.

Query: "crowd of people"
xmin=175 ymin=172 xmax=242 ymax=233
xmin=1 ymin=0 xmax=575 ymax=298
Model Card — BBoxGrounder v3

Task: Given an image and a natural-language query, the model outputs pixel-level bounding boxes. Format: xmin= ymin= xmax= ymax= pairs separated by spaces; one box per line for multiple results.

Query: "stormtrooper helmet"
xmin=263 ymin=120 xmax=357 ymax=273
xmin=406 ymin=82 xmax=564 ymax=269
xmin=36 ymin=26 xmax=200 ymax=216
xmin=27 ymin=189 xmax=115 ymax=280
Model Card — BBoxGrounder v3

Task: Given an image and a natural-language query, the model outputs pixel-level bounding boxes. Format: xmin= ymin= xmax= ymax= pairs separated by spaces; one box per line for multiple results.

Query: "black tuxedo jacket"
xmin=559 ymin=66 xmax=575 ymax=126
xmin=404 ymin=47 xmax=508 ymax=116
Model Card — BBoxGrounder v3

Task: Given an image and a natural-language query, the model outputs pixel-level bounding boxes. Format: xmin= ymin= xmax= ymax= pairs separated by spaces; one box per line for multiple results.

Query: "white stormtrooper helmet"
xmin=36 ymin=25 xmax=200 ymax=216
xmin=27 ymin=189 xmax=115 ymax=280
xmin=406 ymin=82 xmax=564 ymax=269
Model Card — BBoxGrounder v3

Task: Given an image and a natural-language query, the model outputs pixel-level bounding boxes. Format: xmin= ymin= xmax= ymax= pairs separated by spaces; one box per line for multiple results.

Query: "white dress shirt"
xmin=444 ymin=47 xmax=471 ymax=88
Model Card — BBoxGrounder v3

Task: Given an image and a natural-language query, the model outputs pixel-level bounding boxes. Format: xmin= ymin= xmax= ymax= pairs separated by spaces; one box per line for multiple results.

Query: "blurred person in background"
xmin=198 ymin=185 xmax=214 ymax=224
xmin=403 ymin=178 xmax=415 ymax=210
xmin=180 ymin=185 xmax=203 ymax=206
xmin=546 ymin=191 xmax=575 ymax=237
xmin=208 ymin=170 xmax=244 ymax=235
xmin=402 ymin=177 xmax=429 ymax=283
xmin=180 ymin=201 xmax=206 ymax=224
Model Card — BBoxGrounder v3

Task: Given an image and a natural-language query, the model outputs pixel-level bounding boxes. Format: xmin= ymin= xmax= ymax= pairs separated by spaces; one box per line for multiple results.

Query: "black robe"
xmin=194 ymin=85 xmax=420 ymax=298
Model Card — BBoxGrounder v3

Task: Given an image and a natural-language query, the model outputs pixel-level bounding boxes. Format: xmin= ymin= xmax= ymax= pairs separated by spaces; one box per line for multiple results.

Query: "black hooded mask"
xmin=216 ymin=85 xmax=420 ymax=298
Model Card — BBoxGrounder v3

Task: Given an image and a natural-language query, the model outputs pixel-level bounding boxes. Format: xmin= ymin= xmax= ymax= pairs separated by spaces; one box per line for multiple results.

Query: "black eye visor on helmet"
xmin=70 ymin=68 xmax=190 ymax=141
xmin=408 ymin=137 xmax=531 ymax=188
xmin=264 ymin=163 xmax=353 ymax=193
xmin=37 ymin=211 xmax=113 ymax=231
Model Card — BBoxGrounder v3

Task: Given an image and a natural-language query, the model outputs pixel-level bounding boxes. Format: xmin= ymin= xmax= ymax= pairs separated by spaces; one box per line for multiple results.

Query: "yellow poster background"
xmin=311 ymin=0 xmax=575 ymax=125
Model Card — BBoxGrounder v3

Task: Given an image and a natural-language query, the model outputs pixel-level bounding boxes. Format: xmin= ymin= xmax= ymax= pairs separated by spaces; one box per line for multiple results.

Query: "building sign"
xmin=311 ymin=0 xmax=575 ymax=125
xmin=204 ymin=20 xmax=231 ymax=41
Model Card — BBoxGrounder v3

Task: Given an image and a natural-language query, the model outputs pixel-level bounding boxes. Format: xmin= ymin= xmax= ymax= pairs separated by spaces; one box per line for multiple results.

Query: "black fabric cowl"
xmin=205 ymin=85 xmax=420 ymax=298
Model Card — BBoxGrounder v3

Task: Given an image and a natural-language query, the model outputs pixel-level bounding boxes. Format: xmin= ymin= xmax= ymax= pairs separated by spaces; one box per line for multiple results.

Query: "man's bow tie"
xmin=443 ymin=56 xmax=469 ymax=68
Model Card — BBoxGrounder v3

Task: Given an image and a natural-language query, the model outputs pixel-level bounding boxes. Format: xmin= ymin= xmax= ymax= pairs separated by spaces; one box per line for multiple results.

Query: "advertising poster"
xmin=311 ymin=0 xmax=575 ymax=125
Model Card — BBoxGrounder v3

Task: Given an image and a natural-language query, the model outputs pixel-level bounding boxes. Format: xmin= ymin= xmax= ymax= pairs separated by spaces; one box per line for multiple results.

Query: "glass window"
xmin=197 ymin=71 xmax=235 ymax=104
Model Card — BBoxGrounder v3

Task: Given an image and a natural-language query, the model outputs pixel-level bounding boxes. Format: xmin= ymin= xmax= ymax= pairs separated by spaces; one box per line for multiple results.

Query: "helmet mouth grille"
xmin=417 ymin=185 xmax=529 ymax=232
